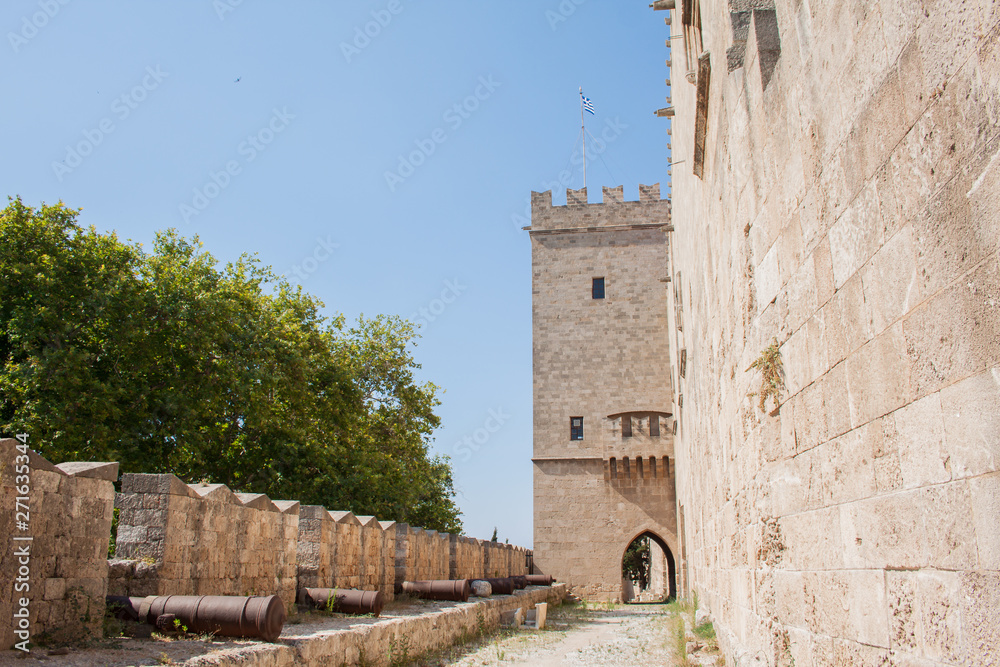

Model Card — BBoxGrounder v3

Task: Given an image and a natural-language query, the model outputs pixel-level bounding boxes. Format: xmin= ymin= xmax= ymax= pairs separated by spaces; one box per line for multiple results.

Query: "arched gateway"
xmin=621 ymin=530 xmax=676 ymax=602
xmin=527 ymin=186 xmax=680 ymax=600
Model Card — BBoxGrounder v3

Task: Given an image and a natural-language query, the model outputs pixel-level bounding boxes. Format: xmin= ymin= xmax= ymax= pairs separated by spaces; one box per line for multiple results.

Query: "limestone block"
xmin=861 ymin=226 xmax=921 ymax=337
xmin=756 ymin=242 xmax=781 ymax=311
xmin=891 ymin=392 xmax=950 ymax=490
xmin=822 ymin=361 xmax=851 ymax=441
xmin=922 ymin=482 xmax=978 ymax=571
xmin=841 ymin=491 xmax=925 ymax=569
xmin=817 ymin=428 xmax=874 ymax=506
xmin=823 ymin=273 xmax=871 ymax=367
xmin=803 ymin=570 xmax=889 ymax=648
xmin=43 ymin=577 xmax=65 ymax=601
xmin=967 ymin=472 xmax=1000 ymax=569
xmin=939 ymin=367 xmax=1000 ymax=479
xmin=55 ymin=461 xmax=119 ymax=481
xmin=784 ymin=255 xmax=818 ymax=335
xmin=959 ymin=570 xmax=1000 ymax=665
xmin=846 ymin=322 xmax=912 ymax=428
xmin=780 ymin=507 xmax=840 ymax=570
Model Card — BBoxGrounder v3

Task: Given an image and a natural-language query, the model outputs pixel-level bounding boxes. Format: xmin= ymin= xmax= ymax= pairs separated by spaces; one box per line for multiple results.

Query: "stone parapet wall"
xmin=3 ymin=464 xmax=531 ymax=651
xmin=329 ymin=511 xmax=362 ymax=590
xmin=111 ymin=473 xmax=299 ymax=609
xmin=529 ymin=185 xmax=672 ymax=231
xmin=357 ymin=516 xmax=384 ymax=593
xmin=296 ymin=505 xmax=336 ymax=590
xmin=0 ymin=440 xmax=117 ymax=649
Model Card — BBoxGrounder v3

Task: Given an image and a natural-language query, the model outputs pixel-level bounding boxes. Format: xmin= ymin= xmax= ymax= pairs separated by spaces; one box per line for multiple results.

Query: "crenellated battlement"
xmin=528 ymin=184 xmax=672 ymax=233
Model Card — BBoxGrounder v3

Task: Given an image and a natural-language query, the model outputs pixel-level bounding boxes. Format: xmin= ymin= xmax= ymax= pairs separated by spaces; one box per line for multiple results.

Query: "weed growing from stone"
xmin=388 ymin=634 xmax=411 ymax=666
xmin=673 ymin=614 xmax=693 ymax=667
xmin=747 ymin=337 xmax=785 ymax=413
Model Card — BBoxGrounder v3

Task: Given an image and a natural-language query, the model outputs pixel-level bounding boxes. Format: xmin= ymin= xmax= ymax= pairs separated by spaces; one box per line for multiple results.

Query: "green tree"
xmin=622 ymin=537 xmax=651 ymax=590
xmin=0 ymin=197 xmax=461 ymax=532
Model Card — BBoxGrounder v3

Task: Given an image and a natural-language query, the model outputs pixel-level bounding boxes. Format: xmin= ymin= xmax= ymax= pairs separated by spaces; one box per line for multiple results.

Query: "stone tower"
xmin=529 ymin=183 xmax=678 ymax=600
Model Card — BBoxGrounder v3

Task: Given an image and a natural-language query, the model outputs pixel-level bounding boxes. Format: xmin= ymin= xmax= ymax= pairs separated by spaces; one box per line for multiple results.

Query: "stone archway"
xmin=620 ymin=530 xmax=676 ymax=602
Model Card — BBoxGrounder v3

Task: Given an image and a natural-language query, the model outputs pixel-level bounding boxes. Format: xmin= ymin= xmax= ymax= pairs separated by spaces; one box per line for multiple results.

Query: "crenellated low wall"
xmin=3 ymin=460 xmax=533 ymax=651
xmin=108 ymin=474 xmax=531 ymax=608
xmin=109 ymin=473 xmax=300 ymax=608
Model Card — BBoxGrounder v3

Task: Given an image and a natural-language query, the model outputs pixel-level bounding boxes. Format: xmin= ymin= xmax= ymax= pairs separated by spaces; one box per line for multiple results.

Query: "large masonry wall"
xmin=0 ymin=440 xmax=117 ymax=649
xmin=665 ymin=0 xmax=1000 ymax=664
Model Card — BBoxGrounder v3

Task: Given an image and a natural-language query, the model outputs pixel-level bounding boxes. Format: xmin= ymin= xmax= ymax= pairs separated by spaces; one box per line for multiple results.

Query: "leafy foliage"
xmin=622 ymin=536 xmax=650 ymax=589
xmin=0 ymin=198 xmax=461 ymax=532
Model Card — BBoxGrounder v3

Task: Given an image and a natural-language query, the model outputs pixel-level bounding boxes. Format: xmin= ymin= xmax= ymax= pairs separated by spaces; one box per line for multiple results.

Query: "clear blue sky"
xmin=2 ymin=1 xmax=672 ymax=547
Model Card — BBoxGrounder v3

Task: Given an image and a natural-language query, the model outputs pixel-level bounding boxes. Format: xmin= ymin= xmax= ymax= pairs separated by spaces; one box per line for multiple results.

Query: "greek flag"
xmin=582 ymin=93 xmax=595 ymax=114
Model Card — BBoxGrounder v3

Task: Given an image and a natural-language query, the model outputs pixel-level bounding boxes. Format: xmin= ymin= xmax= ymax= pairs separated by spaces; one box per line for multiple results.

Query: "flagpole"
xmin=579 ymin=87 xmax=587 ymax=190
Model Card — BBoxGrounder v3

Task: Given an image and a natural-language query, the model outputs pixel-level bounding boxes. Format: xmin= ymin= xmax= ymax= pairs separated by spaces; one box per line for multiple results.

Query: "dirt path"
xmin=416 ymin=602 xmax=722 ymax=667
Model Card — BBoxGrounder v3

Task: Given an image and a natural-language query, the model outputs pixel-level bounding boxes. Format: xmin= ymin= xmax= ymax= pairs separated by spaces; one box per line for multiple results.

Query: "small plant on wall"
xmin=747 ymin=338 xmax=785 ymax=414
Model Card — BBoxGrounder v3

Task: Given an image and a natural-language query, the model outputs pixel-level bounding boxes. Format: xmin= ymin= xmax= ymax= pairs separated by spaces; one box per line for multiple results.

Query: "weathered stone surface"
xmin=0 ymin=441 xmax=115 ymax=649
xmin=663 ymin=0 xmax=1000 ymax=663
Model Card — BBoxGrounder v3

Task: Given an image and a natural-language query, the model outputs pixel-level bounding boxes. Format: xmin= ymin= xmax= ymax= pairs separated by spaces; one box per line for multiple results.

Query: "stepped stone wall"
xmin=110 ymin=473 xmax=300 ymax=609
xmin=663 ymin=0 xmax=1000 ymax=664
xmin=0 ymin=440 xmax=117 ymax=649
xmin=0 ymin=460 xmax=531 ymax=651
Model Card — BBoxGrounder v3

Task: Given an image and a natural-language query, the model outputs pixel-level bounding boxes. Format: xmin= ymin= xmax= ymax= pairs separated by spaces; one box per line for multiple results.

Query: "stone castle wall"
xmin=0 ymin=457 xmax=531 ymax=650
xmin=665 ymin=0 xmax=1000 ymax=664
xmin=110 ymin=473 xmax=300 ymax=609
xmin=0 ymin=440 xmax=117 ymax=649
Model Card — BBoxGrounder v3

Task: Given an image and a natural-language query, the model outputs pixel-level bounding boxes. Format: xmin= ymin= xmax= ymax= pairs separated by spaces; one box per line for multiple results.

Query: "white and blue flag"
xmin=581 ymin=92 xmax=595 ymax=115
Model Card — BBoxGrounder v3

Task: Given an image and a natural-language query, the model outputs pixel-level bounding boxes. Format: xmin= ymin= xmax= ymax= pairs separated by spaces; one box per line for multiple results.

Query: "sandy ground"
xmin=409 ymin=602 xmax=724 ymax=667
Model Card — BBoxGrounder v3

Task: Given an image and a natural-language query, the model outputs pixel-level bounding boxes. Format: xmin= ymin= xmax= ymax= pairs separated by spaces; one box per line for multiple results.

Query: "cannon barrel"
xmin=482 ymin=577 xmax=515 ymax=595
xmin=511 ymin=575 xmax=529 ymax=589
xmin=297 ymin=588 xmax=384 ymax=616
xmin=525 ymin=574 xmax=554 ymax=586
xmin=106 ymin=595 xmax=286 ymax=642
xmin=401 ymin=579 xmax=470 ymax=602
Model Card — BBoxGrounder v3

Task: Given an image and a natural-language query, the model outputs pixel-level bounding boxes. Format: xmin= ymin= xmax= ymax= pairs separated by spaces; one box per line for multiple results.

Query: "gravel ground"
xmin=410 ymin=602 xmax=724 ymax=667
xmin=0 ymin=599 xmax=723 ymax=667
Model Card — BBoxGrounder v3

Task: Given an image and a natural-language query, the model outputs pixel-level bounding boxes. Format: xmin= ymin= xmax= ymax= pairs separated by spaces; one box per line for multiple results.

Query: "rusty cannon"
xmin=481 ymin=577 xmax=515 ymax=595
xmin=106 ymin=594 xmax=286 ymax=642
xmin=297 ymin=588 xmax=384 ymax=617
xmin=526 ymin=574 xmax=554 ymax=586
xmin=400 ymin=579 xmax=470 ymax=602
xmin=511 ymin=575 xmax=529 ymax=589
